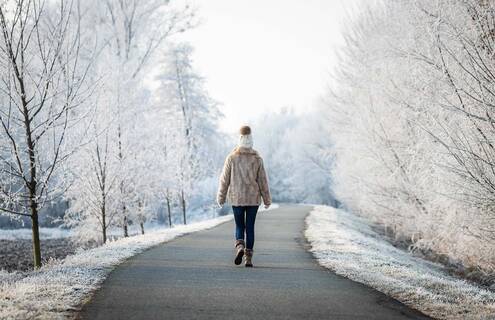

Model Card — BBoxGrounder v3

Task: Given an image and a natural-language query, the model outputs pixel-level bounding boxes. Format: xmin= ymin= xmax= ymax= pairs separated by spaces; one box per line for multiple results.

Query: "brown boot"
xmin=234 ymin=240 xmax=245 ymax=265
xmin=244 ymin=249 xmax=253 ymax=267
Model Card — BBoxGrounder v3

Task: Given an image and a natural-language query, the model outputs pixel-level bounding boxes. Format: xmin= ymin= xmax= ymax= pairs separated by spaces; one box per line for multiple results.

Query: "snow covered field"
xmin=0 ymin=227 xmax=73 ymax=241
xmin=0 ymin=226 xmax=76 ymax=272
xmin=0 ymin=215 xmax=233 ymax=319
xmin=305 ymin=206 xmax=495 ymax=319
xmin=0 ymin=222 xmax=213 ymax=272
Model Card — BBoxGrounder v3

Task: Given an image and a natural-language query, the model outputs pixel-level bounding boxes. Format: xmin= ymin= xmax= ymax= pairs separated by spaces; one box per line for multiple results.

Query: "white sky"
xmin=174 ymin=0 xmax=361 ymax=133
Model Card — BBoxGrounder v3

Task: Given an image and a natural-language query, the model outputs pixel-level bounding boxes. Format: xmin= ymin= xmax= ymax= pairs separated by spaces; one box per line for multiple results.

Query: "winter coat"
xmin=217 ymin=147 xmax=271 ymax=207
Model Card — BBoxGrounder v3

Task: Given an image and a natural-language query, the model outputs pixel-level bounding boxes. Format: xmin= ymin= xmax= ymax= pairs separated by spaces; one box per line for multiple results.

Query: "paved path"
xmin=80 ymin=205 xmax=429 ymax=320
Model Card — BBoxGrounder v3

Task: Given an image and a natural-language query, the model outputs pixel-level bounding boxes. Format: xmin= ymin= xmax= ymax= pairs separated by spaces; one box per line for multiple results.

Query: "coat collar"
xmin=232 ymin=146 xmax=258 ymax=155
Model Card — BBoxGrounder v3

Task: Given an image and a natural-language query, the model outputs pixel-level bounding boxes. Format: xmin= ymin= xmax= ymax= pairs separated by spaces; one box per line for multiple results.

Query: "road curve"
xmin=80 ymin=205 xmax=429 ymax=320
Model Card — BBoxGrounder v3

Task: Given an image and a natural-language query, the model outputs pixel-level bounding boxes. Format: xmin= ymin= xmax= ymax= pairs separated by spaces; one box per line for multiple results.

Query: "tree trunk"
xmin=101 ymin=168 xmax=107 ymax=243
xmin=102 ymin=225 xmax=107 ymax=244
xmin=26 ymin=111 xmax=41 ymax=268
xmin=166 ymin=193 xmax=172 ymax=227
xmin=24 ymin=73 xmax=41 ymax=268
xmin=140 ymin=222 xmax=145 ymax=235
xmin=117 ymin=122 xmax=129 ymax=237
xmin=181 ymin=189 xmax=187 ymax=225
xmin=30 ymin=209 xmax=42 ymax=268
xmin=123 ymin=215 xmax=129 ymax=237
xmin=102 ymin=205 xmax=107 ymax=244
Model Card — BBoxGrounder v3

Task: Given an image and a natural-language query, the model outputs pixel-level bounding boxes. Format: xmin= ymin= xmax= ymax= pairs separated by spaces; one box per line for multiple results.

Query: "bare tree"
xmin=64 ymin=129 xmax=120 ymax=244
xmin=155 ymin=43 xmax=222 ymax=225
xmin=0 ymin=0 xmax=91 ymax=267
xmin=91 ymin=0 xmax=196 ymax=235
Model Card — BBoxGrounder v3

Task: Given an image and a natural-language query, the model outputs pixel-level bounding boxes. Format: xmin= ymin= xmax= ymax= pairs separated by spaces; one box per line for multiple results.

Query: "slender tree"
xmin=155 ymin=43 xmax=222 ymax=225
xmin=0 ymin=0 xmax=91 ymax=267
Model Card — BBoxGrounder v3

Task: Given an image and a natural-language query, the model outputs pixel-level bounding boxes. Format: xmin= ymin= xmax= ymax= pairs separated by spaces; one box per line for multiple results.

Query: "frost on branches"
xmin=325 ymin=0 xmax=495 ymax=274
xmin=0 ymin=0 xmax=227 ymax=267
xmin=0 ymin=0 xmax=93 ymax=268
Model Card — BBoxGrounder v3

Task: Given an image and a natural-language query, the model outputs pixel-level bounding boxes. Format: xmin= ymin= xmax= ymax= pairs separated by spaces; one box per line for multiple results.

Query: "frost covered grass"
xmin=305 ymin=206 xmax=495 ymax=320
xmin=0 ymin=227 xmax=73 ymax=241
xmin=0 ymin=215 xmax=232 ymax=320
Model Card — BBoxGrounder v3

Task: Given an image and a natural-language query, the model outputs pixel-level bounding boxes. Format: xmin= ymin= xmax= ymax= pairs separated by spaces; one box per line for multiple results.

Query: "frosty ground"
xmin=0 ymin=215 xmax=233 ymax=319
xmin=2 ymin=204 xmax=493 ymax=320
xmin=305 ymin=206 xmax=495 ymax=320
xmin=0 ymin=206 xmax=278 ymax=319
xmin=0 ymin=210 xmax=220 ymax=272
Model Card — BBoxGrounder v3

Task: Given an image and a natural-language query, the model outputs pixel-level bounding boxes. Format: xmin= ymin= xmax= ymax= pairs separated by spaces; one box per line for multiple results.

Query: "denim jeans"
xmin=232 ymin=206 xmax=259 ymax=250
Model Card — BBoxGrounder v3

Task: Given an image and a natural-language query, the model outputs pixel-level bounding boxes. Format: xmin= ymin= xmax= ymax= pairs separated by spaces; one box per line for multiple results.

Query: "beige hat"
xmin=238 ymin=125 xmax=253 ymax=148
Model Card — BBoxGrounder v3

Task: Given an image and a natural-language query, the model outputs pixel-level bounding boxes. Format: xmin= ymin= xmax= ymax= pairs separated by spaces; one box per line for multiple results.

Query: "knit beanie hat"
xmin=238 ymin=125 xmax=253 ymax=148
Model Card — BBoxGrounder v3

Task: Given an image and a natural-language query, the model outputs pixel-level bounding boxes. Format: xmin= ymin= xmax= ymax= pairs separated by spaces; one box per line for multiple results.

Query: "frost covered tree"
xmin=326 ymin=0 xmax=495 ymax=272
xmin=63 ymin=0 xmax=196 ymax=241
xmin=64 ymin=125 xmax=120 ymax=244
xmin=77 ymin=0 xmax=195 ymax=237
xmin=0 ymin=0 xmax=230 ymax=258
xmin=0 ymin=0 xmax=92 ymax=267
xmin=252 ymin=109 xmax=335 ymax=205
xmin=154 ymin=43 xmax=224 ymax=225
xmin=95 ymin=0 xmax=195 ymax=236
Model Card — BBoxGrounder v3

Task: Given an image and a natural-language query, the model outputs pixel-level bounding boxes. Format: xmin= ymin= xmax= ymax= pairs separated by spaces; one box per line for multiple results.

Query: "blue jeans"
xmin=232 ymin=206 xmax=259 ymax=250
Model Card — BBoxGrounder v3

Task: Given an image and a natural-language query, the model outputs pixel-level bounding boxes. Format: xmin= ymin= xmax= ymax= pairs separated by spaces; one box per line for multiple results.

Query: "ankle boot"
xmin=234 ymin=240 xmax=245 ymax=265
xmin=244 ymin=249 xmax=253 ymax=267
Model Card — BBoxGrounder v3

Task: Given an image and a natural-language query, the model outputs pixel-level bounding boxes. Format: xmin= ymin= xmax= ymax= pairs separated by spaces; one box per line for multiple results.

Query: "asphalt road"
xmin=80 ymin=205 xmax=430 ymax=320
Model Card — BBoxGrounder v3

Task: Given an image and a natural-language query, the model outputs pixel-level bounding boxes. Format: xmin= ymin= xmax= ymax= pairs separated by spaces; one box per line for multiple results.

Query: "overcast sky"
xmin=175 ymin=0 xmax=361 ymax=133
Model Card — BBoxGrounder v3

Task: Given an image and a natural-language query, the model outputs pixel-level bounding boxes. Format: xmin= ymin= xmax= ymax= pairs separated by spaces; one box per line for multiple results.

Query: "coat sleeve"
xmin=217 ymin=155 xmax=232 ymax=205
xmin=257 ymin=158 xmax=272 ymax=206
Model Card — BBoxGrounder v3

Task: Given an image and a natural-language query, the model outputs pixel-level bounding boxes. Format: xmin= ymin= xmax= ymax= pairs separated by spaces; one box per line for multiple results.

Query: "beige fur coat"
xmin=217 ymin=147 xmax=271 ymax=206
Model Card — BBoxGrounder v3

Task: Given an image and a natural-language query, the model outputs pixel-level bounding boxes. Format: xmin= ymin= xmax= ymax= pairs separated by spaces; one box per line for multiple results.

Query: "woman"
xmin=217 ymin=125 xmax=271 ymax=267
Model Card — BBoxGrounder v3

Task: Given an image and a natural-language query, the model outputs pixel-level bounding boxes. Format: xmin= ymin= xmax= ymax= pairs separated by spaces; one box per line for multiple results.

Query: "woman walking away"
xmin=217 ymin=125 xmax=271 ymax=267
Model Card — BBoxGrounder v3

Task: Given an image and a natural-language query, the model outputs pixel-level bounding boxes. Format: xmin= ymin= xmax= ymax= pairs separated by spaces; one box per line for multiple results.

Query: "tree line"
xmin=0 ymin=0 xmax=226 ymax=268
xmin=325 ymin=0 xmax=495 ymax=273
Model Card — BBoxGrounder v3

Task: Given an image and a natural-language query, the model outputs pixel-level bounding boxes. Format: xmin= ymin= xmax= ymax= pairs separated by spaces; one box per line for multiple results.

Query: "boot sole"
xmin=245 ymin=263 xmax=253 ymax=268
xmin=234 ymin=249 xmax=244 ymax=265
